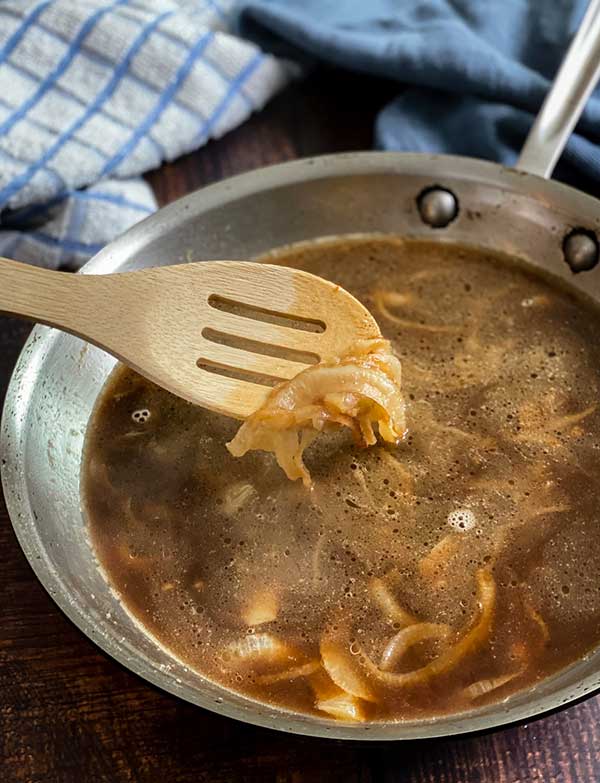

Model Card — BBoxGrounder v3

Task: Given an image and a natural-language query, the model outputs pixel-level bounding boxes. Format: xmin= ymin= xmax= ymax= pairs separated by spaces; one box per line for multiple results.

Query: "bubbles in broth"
xmin=83 ymin=237 xmax=600 ymax=722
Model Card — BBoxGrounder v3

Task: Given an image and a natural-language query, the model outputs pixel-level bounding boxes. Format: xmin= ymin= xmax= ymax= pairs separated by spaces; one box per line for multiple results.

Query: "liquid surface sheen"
xmin=83 ymin=237 xmax=600 ymax=722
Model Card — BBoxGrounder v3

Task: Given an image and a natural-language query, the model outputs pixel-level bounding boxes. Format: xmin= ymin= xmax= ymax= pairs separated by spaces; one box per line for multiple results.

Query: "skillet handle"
xmin=517 ymin=0 xmax=600 ymax=178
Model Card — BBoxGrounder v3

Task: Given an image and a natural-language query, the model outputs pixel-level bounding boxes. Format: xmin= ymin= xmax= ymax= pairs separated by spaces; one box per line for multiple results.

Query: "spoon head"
xmin=103 ymin=261 xmax=382 ymax=419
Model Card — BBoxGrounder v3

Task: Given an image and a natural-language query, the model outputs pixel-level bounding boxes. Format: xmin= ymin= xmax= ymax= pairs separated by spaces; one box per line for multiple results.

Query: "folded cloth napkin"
xmin=236 ymin=0 xmax=600 ymax=193
xmin=0 ymin=0 xmax=294 ymax=268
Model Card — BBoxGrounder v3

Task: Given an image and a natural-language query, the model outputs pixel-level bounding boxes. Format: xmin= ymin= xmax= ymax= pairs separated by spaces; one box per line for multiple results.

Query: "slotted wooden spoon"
xmin=0 ymin=258 xmax=381 ymax=418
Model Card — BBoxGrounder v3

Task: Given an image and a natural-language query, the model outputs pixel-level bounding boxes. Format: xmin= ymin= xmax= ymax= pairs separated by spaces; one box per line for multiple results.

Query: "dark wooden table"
xmin=1 ymin=69 xmax=599 ymax=783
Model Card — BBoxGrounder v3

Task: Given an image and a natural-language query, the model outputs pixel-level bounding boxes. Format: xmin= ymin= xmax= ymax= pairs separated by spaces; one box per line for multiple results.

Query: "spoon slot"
xmin=201 ymin=327 xmax=320 ymax=365
xmin=207 ymin=294 xmax=327 ymax=333
xmin=196 ymin=358 xmax=282 ymax=388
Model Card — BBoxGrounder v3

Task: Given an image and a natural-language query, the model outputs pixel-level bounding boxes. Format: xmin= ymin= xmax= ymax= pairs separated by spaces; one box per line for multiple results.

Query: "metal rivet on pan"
xmin=417 ymin=186 xmax=458 ymax=228
xmin=563 ymin=229 xmax=599 ymax=273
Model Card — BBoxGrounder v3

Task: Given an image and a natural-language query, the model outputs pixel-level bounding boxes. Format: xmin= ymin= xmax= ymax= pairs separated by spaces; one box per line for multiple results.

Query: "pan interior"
xmin=82 ymin=234 xmax=600 ymax=724
xmin=3 ymin=153 xmax=600 ymax=739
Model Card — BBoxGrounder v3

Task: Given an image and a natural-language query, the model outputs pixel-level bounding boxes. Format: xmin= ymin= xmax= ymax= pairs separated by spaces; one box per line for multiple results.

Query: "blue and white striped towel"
xmin=0 ymin=0 xmax=295 ymax=269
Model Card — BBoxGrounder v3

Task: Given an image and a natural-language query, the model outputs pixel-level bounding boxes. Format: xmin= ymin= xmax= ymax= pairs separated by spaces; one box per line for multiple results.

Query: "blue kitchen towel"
xmin=0 ymin=0 xmax=295 ymax=268
xmin=236 ymin=0 xmax=600 ymax=190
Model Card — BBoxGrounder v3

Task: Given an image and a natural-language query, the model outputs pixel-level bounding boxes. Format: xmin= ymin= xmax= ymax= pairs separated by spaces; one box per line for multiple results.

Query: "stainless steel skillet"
xmin=3 ymin=0 xmax=600 ymax=742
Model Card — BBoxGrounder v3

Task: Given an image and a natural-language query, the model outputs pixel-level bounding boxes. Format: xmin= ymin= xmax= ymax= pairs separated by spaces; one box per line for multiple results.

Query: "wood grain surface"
xmin=1 ymin=68 xmax=599 ymax=783
xmin=0 ymin=255 xmax=379 ymax=419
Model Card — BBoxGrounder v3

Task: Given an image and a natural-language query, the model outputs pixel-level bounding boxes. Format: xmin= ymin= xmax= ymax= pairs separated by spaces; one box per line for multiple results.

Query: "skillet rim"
xmin=3 ymin=150 xmax=600 ymax=741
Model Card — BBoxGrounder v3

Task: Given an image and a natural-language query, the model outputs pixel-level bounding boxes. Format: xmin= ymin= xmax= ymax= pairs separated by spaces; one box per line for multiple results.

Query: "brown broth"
xmin=83 ymin=237 xmax=600 ymax=722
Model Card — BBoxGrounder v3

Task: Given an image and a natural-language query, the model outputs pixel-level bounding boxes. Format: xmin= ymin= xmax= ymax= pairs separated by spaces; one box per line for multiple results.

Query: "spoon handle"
xmin=0 ymin=257 xmax=90 ymax=332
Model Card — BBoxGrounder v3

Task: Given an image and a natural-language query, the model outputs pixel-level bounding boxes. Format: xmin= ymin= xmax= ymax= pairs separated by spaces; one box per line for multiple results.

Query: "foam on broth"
xmin=83 ymin=237 xmax=600 ymax=722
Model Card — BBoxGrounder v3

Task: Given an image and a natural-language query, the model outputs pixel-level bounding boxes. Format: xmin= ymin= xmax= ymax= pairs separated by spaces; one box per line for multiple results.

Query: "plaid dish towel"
xmin=0 ymin=0 xmax=295 ymax=269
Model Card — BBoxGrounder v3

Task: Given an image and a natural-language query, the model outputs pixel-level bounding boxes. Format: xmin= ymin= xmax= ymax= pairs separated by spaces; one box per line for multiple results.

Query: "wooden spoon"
xmin=0 ymin=258 xmax=381 ymax=418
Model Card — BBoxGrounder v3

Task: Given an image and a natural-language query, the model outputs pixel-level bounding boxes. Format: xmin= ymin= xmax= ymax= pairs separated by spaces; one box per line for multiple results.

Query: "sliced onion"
xmin=418 ymin=536 xmax=459 ymax=583
xmin=553 ymin=404 xmax=596 ymax=431
xmin=221 ymin=481 xmax=258 ymax=516
xmin=374 ymin=290 xmax=460 ymax=334
xmin=309 ymin=666 xmax=370 ymax=721
xmin=227 ymin=339 xmax=406 ymax=487
xmin=412 ymin=401 xmax=495 ymax=448
xmin=524 ymin=598 xmax=550 ymax=644
xmin=309 ymin=667 xmax=342 ymax=702
xmin=256 ymin=660 xmax=321 ymax=685
xmin=113 ymin=542 xmax=155 ymax=571
xmin=380 ymin=622 xmax=451 ymax=671
xmin=320 ymin=638 xmax=376 ymax=702
xmin=316 ymin=692 xmax=367 ymax=722
xmin=369 ymin=577 xmax=417 ymax=627
xmin=462 ymin=670 xmax=522 ymax=701
xmin=527 ymin=504 xmax=570 ymax=518
xmin=516 ymin=401 xmax=596 ymax=448
xmin=360 ymin=569 xmax=495 ymax=688
xmin=241 ymin=591 xmax=279 ymax=626
xmin=223 ymin=633 xmax=299 ymax=668
xmin=379 ymin=450 xmax=416 ymax=498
